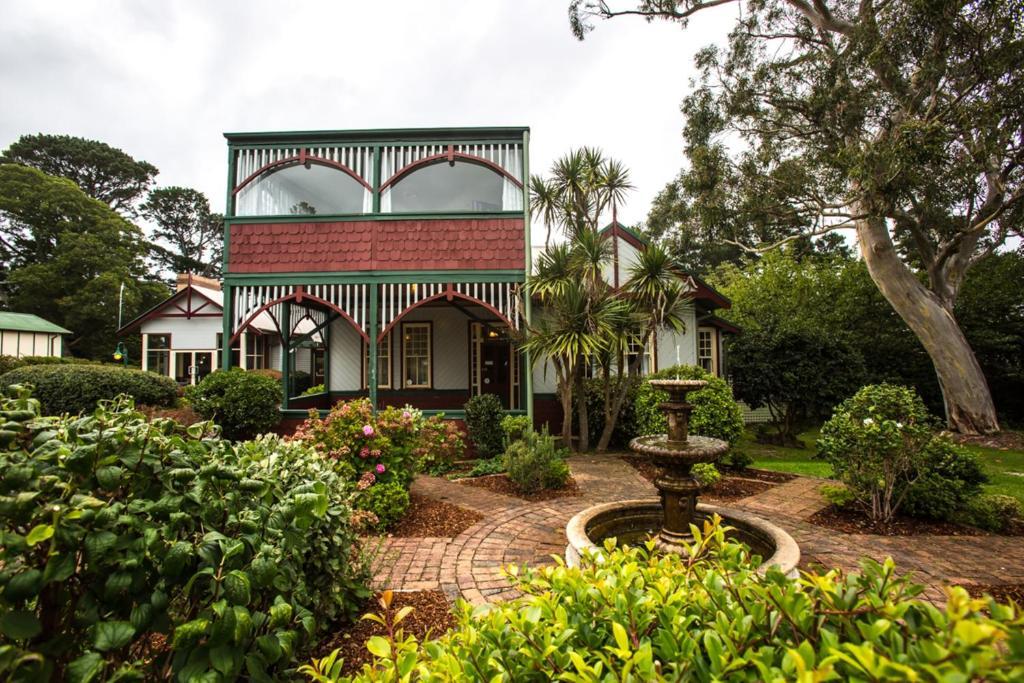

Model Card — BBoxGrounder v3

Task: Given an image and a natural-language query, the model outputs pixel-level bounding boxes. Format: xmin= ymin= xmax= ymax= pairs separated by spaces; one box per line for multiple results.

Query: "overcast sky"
xmin=0 ymin=1 xmax=736 ymax=242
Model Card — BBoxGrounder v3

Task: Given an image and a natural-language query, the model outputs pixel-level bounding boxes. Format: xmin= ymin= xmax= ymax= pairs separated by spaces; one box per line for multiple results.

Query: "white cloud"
xmin=0 ymin=0 xmax=736 ymax=242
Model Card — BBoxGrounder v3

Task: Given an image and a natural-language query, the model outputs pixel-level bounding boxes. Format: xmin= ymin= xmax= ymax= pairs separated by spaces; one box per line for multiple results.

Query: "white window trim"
xmin=363 ymin=332 xmax=392 ymax=389
xmin=401 ymin=322 xmax=432 ymax=389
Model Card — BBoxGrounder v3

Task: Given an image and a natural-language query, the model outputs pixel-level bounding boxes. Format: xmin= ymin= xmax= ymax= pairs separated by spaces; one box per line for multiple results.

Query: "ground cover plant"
xmin=0 ymin=363 xmax=177 ymax=415
xmin=185 ymin=368 xmax=282 ymax=440
xmin=0 ymin=385 xmax=370 ymax=681
xmin=307 ymin=516 xmax=1024 ymax=682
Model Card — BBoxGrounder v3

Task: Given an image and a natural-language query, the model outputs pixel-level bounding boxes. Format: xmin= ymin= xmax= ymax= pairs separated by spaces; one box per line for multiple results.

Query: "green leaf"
xmin=93 ymin=621 xmax=135 ymax=652
xmin=366 ymin=636 xmax=391 ymax=658
xmin=43 ymin=552 xmax=75 ymax=584
xmin=222 ymin=570 xmax=251 ymax=606
xmin=95 ymin=466 xmax=124 ymax=490
xmin=66 ymin=652 xmax=105 ymax=683
xmin=0 ymin=610 xmax=42 ymax=640
xmin=25 ymin=524 xmax=53 ymax=546
xmin=612 ymin=622 xmax=629 ymax=652
xmin=210 ymin=644 xmax=240 ymax=676
xmin=4 ymin=569 xmax=43 ymax=601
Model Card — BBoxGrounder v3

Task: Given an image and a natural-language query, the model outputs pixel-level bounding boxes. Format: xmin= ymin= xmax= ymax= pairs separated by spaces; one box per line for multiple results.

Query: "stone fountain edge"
xmin=564 ymin=498 xmax=800 ymax=579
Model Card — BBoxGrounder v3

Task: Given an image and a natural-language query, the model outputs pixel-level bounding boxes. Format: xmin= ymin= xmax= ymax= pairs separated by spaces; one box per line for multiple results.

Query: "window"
xmin=385 ymin=161 xmax=507 ymax=213
xmin=401 ymin=323 xmax=431 ymax=388
xmin=624 ymin=335 xmax=656 ymax=376
xmin=235 ymin=163 xmax=367 ymax=216
xmin=363 ymin=332 xmax=392 ymax=389
xmin=215 ymin=333 xmax=241 ymax=368
xmin=246 ymin=334 xmax=269 ymax=369
xmin=698 ymin=328 xmax=716 ymax=375
xmin=146 ymin=334 xmax=171 ymax=376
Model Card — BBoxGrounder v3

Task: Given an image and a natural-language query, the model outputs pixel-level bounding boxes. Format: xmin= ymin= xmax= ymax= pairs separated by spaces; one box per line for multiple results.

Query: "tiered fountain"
xmin=565 ymin=379 xmax=799 ymax=575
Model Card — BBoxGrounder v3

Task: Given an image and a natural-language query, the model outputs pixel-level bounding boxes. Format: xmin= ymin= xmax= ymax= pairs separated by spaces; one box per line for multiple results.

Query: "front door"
xmin=480 ymin=338 xmax=511 ymax=408
xmin=175 ymin=351 xmax=214 ymax=386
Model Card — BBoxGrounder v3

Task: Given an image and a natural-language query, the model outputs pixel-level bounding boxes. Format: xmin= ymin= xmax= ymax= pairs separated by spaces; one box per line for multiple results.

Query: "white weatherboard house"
xmin=0 ymin=312 xmax=71 ymax=358
xmin=118 ymin=274 xmax=325 ymax=391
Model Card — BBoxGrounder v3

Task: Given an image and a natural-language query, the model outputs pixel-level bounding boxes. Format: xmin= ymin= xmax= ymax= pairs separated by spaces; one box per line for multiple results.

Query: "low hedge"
xmin=185 ymin=369 xmax=282 ymax=441
xmin=0 ymin=355 xmax=96 ymax=376
xmin=310 ymin=519 xmax=1024 ymax=681
xmin=0 ymin=363 xmax=177 ymax=415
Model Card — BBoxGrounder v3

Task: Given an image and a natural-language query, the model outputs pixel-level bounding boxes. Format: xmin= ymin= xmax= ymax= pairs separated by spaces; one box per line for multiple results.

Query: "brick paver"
xmin=372 ymin=455 xmax=1024 ymax=607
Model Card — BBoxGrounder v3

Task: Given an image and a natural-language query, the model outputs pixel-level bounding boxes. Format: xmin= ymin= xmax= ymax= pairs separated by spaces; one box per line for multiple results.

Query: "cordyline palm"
xmin=523 ymin=233 xmax=627 ymax=450
xmin=595 ymin=244 xmax=691 ymax=452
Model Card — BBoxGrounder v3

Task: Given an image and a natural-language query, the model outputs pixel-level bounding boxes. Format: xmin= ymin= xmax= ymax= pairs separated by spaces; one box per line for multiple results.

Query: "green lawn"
xmin=744 ymin=426 xmax=1024 ymax=505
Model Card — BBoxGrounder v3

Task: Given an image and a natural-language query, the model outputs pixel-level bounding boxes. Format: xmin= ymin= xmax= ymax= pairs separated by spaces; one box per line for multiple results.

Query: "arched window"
xmin=383 ymin=160 xmax=519 ymax=213
xmin=235 ymin=162 xmax=369 ymax=216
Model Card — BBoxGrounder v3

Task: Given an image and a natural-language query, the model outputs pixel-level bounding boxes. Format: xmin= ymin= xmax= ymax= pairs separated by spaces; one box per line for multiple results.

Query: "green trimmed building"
xmin=0 ymin=312 xmax=71 ymax=358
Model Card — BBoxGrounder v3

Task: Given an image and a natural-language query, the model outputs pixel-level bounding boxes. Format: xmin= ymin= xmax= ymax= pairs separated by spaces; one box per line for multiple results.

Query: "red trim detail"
xmin=379 ymin=151 xmax=523 ymax=192
xmin=232 ymin=155 xmax=371 ymax=195
xmin=378 ymin=287 xmax=514 ymax=342
xmin=230 ymin=292 xmax=368 ymax=345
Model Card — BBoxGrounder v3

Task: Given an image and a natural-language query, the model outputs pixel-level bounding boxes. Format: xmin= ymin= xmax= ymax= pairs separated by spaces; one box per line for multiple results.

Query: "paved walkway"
xmin=372 ymin=455 xmax=1024 ymax=606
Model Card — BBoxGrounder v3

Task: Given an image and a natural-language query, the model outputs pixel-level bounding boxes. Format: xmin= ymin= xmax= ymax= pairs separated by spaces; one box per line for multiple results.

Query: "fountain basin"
xmin=629 ymin=434 xmax=729 ymax=465
xmin=565 ymin=499 xmax=800 ymax=578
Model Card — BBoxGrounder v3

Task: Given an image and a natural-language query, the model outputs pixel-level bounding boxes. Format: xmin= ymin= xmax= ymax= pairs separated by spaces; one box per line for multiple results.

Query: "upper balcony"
xmin=224 ymin=127 xmax=528 ymax=219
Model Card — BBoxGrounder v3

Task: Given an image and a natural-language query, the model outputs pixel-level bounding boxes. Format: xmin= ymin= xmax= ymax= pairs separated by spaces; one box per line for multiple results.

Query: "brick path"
xmin=372 ymin=455 xmax=1024 ymax=606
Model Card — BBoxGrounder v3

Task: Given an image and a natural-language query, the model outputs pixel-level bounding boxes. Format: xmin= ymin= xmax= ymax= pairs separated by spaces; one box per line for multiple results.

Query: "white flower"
xmin=895 ymin=422 xmax=903 ymax=429
xmin=863 ymin=418 xmax=874 ymax=426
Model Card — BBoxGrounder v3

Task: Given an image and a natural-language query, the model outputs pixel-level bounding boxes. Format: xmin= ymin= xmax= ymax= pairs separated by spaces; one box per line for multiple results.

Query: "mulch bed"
xmin=389 ymin=493 xmax=482 ymax=538
xmin=621 ymin=456 xmax=780 ymax=501
xmin=960 ymin=583 xmax=1024 ymax=604
xmin=315 ymin=591 xmax=455 ymax=675
xmin=808 ymin=504 xmax=987 ymax=536
xmin=950 ymin=430 xmax=1024 ymax=451
xmin=458 ymin=473 xmax=582 ymax=501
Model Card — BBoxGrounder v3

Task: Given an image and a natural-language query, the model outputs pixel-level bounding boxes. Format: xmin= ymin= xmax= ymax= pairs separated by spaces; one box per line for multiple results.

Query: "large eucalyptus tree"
xmin=570 ymin=0 xmax=1024 ymax=434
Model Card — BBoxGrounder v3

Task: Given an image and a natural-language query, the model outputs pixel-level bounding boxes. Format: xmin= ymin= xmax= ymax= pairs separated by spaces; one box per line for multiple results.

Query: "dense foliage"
xmin=818 ymin=384 xmax=983 ymax=523
xmin=185 ymin=369 xmax=282 ymax=441
xmin=308 ymin=517 xmax=1024 ymax=682
xmin=463 ymin=394 xmax=504 ymax=458
xmin=635 ymin=365 xmax=744 ymax=446
xmin=0 ymin=355 xmax=97 ymax=376
xmin=504 ymin=428 xmax=571 ymax=495
xmin=0 ymin=387 xmax=369 ymax=681
xmin=574 ymin=375 xmax=641 ymax=450
xmin=142 ymin=186 xmax=224 ymax=277
xmin=0 ymin=363 xmax=177 ymax=415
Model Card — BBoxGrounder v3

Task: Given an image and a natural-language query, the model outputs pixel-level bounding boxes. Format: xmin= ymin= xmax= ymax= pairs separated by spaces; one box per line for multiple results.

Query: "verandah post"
xmin=281 ymin=301 xmax=291 ymax=410
xmin=522 ymin=129 xmax=534 ymax=425
xmin=368 ymin=283 xmax=379 ymax=414
xmin=221 ymin=284 xmax=233 ymax=371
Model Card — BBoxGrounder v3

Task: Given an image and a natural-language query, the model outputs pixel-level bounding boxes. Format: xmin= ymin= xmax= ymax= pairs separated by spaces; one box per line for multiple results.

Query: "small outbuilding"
xmin=0 ymin=312 xmax=71 ymax=358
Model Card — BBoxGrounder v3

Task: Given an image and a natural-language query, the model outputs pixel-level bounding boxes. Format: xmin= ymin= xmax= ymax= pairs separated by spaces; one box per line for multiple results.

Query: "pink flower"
xmin=376 ymin=463 xmax=386 ymax=474
xmin=362 ymin=424 xmax=374 ymax=437
xmin=359 ymin=447 xmax=370 ymax=458
xmin=402 ymin=411 xmax=411 ymax=419
xmin=357 ymin=471 xmax=376 ymax=490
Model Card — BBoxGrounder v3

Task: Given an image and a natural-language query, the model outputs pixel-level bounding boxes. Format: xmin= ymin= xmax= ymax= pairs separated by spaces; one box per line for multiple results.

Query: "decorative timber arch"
xmin=377 ymin=282 xmax=520 ymax=342
xmin=232 ymin=149 xmax=372 ymax=195
xmin=229 ymin=285 xmax=370 ymax=345
xmin=379 ymin=145 xmax=523 ymax=192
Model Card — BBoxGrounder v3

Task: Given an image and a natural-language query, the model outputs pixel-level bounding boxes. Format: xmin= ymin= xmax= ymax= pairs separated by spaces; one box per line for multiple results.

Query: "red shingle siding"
xmin=228 ymin=218 xmax=524 ymax=273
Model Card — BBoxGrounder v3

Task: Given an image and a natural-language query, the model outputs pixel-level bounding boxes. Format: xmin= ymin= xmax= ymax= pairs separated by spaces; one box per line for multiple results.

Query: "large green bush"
xmin=504 ymin=427 xmax=570 ymax=494
xmin=0 ymin=363 xmax=177 ymax=415
xmin=0 ymin=386 xmax=370 ymax=681
xmin=574 ymin=375 xmax=641 ymax=449
xmin=463 ymin=394 xmax=504 ymax=457
xmin=818 ymin=384 xmax=982 ymax=523
xmin=307 ymin=518 xmax=1024 ymax=682
xmin=634 ymin=365 xmax=744 ymax=445
xmin=354 ymin=481 xmax=411 ymax=531
xmin=185 ymin=368 xmax=282 ymax=440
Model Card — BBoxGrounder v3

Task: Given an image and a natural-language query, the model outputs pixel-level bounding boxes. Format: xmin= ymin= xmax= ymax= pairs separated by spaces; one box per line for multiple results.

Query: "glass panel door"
xmin=194 ymin=352 xmax=213 ymax=384
xmin=175 ymin=352 xmax=193 ymax=385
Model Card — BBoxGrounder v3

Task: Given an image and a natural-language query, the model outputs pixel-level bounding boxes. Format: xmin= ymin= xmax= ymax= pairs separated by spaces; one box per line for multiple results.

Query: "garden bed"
xmin=621 ymin=456 xmax=782 ymax=500
xmin=807 ymin=504 xmax=996 ymax=536
xmin=458 ymin=473 xmax=581 ymax=501
xmin=389 ymin=493 xmax=482 ymax=537
xmin=315 ymin=591 xmax=455 ymax=675
xmin=702 ymin=478 xmax=773 ymax=502
xmin=960 ymin=582 xmax=1024 ymax=604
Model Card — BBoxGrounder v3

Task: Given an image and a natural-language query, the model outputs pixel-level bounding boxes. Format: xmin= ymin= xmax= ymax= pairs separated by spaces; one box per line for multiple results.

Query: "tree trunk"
xmin=854 ymin=214 xmax=999 ymax=434
xmin=554 ymin=359 xmax=574 ymax=450
xmin=596 ymin=351 xmax=644 ymax=452
xmin=576 ymin=365 xmax=590 ymax=451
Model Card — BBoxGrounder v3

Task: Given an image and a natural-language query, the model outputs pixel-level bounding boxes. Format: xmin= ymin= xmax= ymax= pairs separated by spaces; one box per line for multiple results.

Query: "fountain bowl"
xmin=565 ymin=499 xmax=800 ymax=578
xmin=629 ymin=434 xmax=729 ymax=465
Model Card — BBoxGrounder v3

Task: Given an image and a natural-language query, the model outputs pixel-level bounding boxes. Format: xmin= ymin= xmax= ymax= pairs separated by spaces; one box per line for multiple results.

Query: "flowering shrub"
xmin=306 ymin=517 xmax=1024 ymax=682
xmin=414 ymin=417 xmax=465 ymax=476
xmin=817 ymin=384 xmax=982 ymax=523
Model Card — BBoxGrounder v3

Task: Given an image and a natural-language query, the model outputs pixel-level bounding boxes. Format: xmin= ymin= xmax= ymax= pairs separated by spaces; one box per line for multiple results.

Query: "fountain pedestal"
xmin=628 ymin=380 xmax=728 ymax=548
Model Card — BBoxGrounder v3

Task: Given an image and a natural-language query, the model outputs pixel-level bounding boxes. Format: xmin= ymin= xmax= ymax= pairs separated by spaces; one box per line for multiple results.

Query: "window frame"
xmin=384 ymin=159 xmax=508 ymax=214
xmin=400 ymin=322 xmax=432 ymax=389
xmin=363 ymin=331 xmax=393 ymax=389
xmin=146 ymin=333 xmax=172 ymax=377
xmin=697 ymin=327 xmax=716 ymax=375
xmin=234 ymin=160 xmax=369 ymax=218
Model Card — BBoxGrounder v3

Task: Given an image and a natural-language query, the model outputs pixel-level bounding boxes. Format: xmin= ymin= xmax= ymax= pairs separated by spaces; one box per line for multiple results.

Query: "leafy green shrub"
xmin=185 ymin=368 xmax=282 ymax=440
xmin=0 ymin=356 xmax=22 ymax=375
xmin=901 ymin=439 xmax=988 ymax=521
xmin=18 ymin=355 xmax=95 ymax=366
xmin=821 ymin=483 xmax=858 ymax=508
xmin=500 ymin=414 xmax=532 ymax=443
xmin=463 ymin=394 xmax=504 ymax=457
xmin=0 ymin=386 xmax=369 ymax=681
xmin=0 ymin=363 xmax=177 ymax=415
xmin=963 ymin=494 xmax=1024 ymax=533
xmin=635 ymin=365 xmax=744 ymax=445
xmin=575 ymin=375 xmax=642 ymax=449
xmin=414 ymin=414 xmax=465 ymax=476
xmin=451 ymin=457 xmax=506 ymax=479
xmin=354 ymin=481 xmax=411 ymax=531
xmin=504 ymin=428 xmax=570 ymax=494
xmin=818 ymin=383 xmax=973 ymax=523
xmin=311 ymin=518 xmax=1024 ymax=682
xmin=302 ymin=383 xmax=326 ymax=396
xmin=692 ymin=462 xmax=721 ymax=487
xmin=720 ymin=448 xmax=753 ymax=470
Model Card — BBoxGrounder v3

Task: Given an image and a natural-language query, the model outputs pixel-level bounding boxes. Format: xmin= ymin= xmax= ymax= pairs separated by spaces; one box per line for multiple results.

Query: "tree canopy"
xmin=571 ymin=0 xmax=1024 ymax=434
xmin=1 ymin=134 xmax=158 ymax=216
xmin=143 ymin=186 xmax=224 ymax=277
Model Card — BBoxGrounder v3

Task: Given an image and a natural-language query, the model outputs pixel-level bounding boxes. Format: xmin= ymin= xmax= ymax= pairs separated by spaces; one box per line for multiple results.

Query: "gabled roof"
xmin=0 ymin=312 xmax=71 ymax=335
xmin=599 ymin=221 xmax=731 ymax=310
xmin=116 ymin=282 xmax=278 ymax=335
